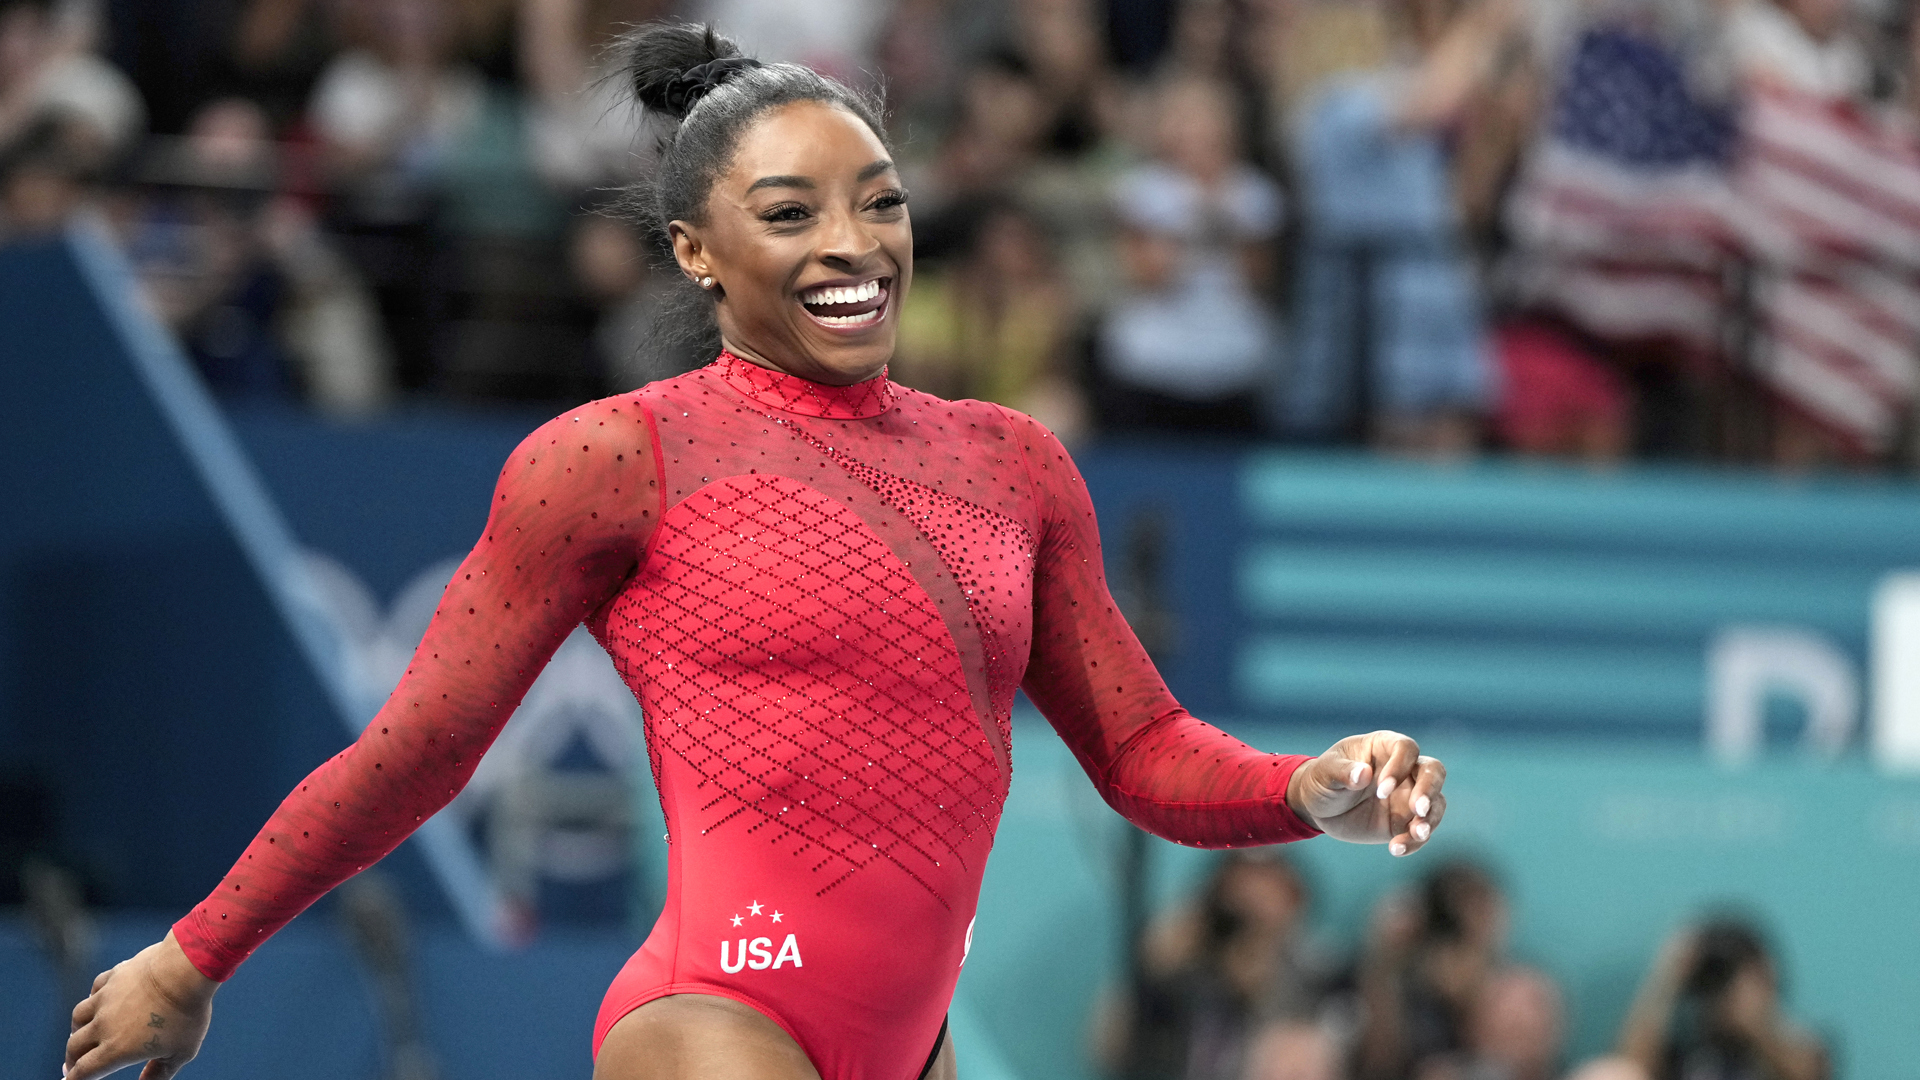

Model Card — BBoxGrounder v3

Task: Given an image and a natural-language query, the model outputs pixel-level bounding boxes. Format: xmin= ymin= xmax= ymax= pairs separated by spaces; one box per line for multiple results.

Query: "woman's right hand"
xmin=66 ymin=931 xmax=217 ymax=1080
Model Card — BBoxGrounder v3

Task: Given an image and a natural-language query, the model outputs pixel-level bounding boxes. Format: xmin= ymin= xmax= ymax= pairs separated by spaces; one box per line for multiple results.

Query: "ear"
xmin=668 ymin=221 xmax=709 ymax=284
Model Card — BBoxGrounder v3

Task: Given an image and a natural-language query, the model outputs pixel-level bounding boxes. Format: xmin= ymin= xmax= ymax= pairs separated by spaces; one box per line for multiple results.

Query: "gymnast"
xmin=65 ymin=23 xmax=1448 ymax=1080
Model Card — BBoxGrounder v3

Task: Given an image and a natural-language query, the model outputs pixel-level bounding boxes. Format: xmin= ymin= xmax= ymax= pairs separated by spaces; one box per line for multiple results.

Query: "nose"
xmin=815 ymin=203 xmax=883 ymax=274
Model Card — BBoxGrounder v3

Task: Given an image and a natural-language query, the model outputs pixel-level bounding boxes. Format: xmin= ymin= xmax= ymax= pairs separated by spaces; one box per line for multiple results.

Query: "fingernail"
xmin=1390 ymin=841 xmax=1408 ymax=856
xmin=1415 ymin=794 xmax=1431 ymax=818
xmin=1349 ymin=763 xmax=1365 ymax=787
xmin=1377 ymin=777 xmax=1396 ymax=800
xmin=1414 ymin=820 xmax=1431 ymax=841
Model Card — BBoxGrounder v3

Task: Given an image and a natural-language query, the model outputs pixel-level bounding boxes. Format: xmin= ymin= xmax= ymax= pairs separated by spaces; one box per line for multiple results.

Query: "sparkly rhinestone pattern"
xmin=174 ymin=353 xmax=1319 ymax=1080
xmin=793 ymin=427 xmax=1035 ymax=756
xmin=601 ymin=474 xmax=1001 ymax=906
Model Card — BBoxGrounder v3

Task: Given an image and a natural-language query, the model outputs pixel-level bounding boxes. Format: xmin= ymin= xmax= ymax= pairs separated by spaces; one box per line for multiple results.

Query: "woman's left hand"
xmin=1285 ymin=731 xmax=1446 ymax=856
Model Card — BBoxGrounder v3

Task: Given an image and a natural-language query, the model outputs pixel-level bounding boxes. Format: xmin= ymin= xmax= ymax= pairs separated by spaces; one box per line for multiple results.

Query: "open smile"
xmin=797 ymin=276 xmax=890 ymax=332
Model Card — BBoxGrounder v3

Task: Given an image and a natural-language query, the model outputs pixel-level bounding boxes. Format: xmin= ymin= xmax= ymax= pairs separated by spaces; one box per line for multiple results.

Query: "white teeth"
xmin=801 ymin=279 xmax=881 ymax=306
xmin=812 ymin=306 xmax=884 ymax=327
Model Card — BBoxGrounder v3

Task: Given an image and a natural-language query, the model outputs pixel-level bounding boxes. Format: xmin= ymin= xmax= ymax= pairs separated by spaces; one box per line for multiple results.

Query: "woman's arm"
xmin=65 ymin=395 xmax=662 ymax=1080
xmin=1617 ymin=928 xmax=1698 ymax=1077
xmin=1004 ymin=409 xmax=1445 ymax=851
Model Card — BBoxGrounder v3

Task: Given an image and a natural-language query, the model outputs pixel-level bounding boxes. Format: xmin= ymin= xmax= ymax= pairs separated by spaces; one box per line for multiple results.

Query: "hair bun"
xmin=658 ymin=56 xmax=765 ymax=116
xmin=626 ymin=23 xmax=762 ymax=122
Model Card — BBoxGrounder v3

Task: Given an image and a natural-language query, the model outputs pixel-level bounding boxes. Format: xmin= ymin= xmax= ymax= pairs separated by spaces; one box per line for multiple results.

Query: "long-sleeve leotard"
xmin=173 ymin=354 xmax=1318 ymax=1080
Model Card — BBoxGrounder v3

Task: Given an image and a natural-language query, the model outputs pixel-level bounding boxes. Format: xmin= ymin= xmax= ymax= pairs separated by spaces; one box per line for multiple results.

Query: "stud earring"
xmin=699 ymin=276 xmax=714 ymax=289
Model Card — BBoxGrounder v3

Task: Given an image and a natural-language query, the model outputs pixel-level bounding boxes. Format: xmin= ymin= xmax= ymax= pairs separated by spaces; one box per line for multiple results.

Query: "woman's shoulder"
xmin=892 ymin=384 xmax=1050 ymax=436
xmin=899 ymin=389 xmax=1080 ymax=487
xmin=501 ymin=391 xmax=663 ymax=482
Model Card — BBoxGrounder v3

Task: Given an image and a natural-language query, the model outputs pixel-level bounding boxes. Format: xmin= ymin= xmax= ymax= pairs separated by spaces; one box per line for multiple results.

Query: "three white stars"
xmin=729 ymin=900 xmax=782 ymax=927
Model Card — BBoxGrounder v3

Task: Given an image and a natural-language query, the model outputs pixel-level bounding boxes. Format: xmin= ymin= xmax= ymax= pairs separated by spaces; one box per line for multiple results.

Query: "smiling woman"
xmin=62 ymin=22 xmax=1448 ymax=1080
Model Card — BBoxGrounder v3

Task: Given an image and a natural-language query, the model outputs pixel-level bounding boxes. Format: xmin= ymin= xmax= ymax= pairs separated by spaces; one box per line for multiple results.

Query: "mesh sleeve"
xmin=172 ymin=397 xmax=662 ymax=980
xmin=1005 ymin=410 xmax=1320 ymax=848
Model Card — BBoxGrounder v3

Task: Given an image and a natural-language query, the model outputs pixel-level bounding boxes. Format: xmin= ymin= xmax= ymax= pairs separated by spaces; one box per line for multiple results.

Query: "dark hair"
xmin=616 ymin=22 xmax=892 ymax=370
xmin=1685 ymin=917 xmax=1773 ymax=999
xmin=1421 ymin=860 xmax=1502 ymax=943
xmin=1196 ymin=849 xmax=1310 ymax=959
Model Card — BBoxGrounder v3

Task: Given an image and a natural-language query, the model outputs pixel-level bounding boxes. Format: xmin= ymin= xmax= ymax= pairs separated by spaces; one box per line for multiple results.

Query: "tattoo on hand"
xmin=142 ymin=1034 xmax=162 ymax=1054
xmin=149 ymin=1013 xmax=165 ymax=1029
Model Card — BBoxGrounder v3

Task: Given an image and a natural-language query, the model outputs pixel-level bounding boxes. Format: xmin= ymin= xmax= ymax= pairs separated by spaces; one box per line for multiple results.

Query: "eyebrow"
xmin=744 ymin=160 xmax=896 ymax=194
xmin=746 ymin=174 xmax=812 ymax=193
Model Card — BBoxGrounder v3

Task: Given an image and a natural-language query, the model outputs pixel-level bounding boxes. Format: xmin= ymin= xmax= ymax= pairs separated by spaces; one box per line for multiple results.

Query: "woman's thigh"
xmin=594 ymin=994 xmax=822 ymax=1080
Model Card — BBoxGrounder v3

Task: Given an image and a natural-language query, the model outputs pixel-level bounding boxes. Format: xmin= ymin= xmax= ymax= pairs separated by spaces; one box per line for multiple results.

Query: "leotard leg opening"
xmin=914 ymin=1017 xmax=949 ymax=1080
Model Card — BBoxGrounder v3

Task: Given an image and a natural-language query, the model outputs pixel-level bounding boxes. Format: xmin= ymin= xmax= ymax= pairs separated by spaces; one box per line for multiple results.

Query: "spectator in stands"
xmin=1096 ymin=849 xmax=1339 ymax=1080
xmin=1241 ymin=1020 xmax=1343 ymax=1080
xmin=916 ymin=54 xmax=1053 ymax=223
xmin=1093 ymin=73 xmax=1282 ymax=435
xmin=1618 ymin=918 xmax=1830 ymax=1080
xmin=519 ymin=0 xmax=663 ymax=194
xmin=893 ymin=199 xmax=1088 ymax=440
xmin=874 ymin=0 xmax=1002 ymax=141
xmin=226 ymin=0 xmax=339 ymax=132
xmin=1356 ymin=860 xmax=1511 ymax=1080
xmin=1724 ymin=0 xmax=1869 ymax=99
xmin=568 ymin=210 xmax=713 ymax=389
xmin=1491 ymin=322 xmax=1630 ymax=463
xmin=1012 ymin=0 xmax=1119 ymax=158
xmin=1416 ymin=965 xmax=1568 ymax=1080
xmin=691 ymin=0 xmax=886 ymax=83
xmin=1280 ymin=0 xmax=1524 ymax=454
xmin=314 ymin=0 xmax=597 ymax=401
xmin=0 ymin=114 xmax=81 ymax=237
xmin=1719 ymin=0 xmax=1920 ymax=469
xmin=121 ymin=97 xmax=394 ymax=408
xmin=307 ymin=0 xmax=481 ymax=390
xmin=1567 ymin=1058 xmax=1651 ymax=1080
xmin=0 ymin=0 xmax=143 ymax=169
xmin=121 ymin=97 xmax=297 ymax=398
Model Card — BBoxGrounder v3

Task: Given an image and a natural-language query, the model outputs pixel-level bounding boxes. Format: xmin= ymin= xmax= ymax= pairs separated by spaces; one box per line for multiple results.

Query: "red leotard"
xmin=172 ymin=355 xmax=1319 ymax=1080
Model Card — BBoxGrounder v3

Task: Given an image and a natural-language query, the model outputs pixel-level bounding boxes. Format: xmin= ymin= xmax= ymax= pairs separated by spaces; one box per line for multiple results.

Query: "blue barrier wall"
xmin=1231 ymin=457 xmax=1920 ymax=737
xmin=0 ymin=235 xmax=362 ymax=910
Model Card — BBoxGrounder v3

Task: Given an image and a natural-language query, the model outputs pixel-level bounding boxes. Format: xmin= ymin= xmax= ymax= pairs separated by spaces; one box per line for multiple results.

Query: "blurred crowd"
xmin=1092 ymin=853 xmax=1832 ymax=1080
xmin=6 ymin=0 xmax=1920 ymax=467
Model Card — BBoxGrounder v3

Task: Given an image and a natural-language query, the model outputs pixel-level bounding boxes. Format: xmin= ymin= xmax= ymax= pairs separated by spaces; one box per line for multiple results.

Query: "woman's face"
xmin=672 ymin=101 xmax=911 ymax=386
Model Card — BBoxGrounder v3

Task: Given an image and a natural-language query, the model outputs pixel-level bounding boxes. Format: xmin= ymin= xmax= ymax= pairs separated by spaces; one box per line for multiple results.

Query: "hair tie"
xmin=662 ymin=56 xmax=765 ymax=117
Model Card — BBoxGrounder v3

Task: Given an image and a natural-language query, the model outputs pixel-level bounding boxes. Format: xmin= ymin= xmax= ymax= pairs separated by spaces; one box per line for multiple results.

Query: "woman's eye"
xmin=869 ymin=191 xmax=909 ymax=212
xmin=763 ymin=204 xmax=810 ymax=223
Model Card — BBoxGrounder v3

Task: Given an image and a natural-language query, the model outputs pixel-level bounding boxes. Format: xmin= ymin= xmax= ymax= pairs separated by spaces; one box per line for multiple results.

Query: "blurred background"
xmin=3 ymin=0 xmax=1920 ymax=1077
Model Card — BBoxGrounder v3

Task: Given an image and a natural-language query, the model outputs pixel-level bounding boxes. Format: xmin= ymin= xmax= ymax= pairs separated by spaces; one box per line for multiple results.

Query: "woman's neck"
xmin=718 ymin=336 xmax=888 ymax=388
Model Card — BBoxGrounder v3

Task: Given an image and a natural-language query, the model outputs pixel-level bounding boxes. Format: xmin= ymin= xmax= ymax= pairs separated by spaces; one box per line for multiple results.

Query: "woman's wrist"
xmin=1284 ymin=758 xmax=1319 ymax=831
xmin=152 ymin=931 xmax=221 ymax=1005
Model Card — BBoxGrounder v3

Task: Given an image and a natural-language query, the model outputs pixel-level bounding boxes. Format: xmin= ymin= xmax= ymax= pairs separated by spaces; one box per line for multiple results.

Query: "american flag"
xmin=1505 ymin=26 xmax=1740 ymax=353
xmin=1506 ymin=25 xmax=1920 ymax=453
xmin=1737 ymin=85 xmax=1920 ymax=451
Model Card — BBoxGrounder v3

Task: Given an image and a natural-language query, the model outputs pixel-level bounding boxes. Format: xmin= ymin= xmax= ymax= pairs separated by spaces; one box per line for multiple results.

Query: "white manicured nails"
xmin=1377 ymin=777 xmax=1396 ymax=800
xmin=1390 ymin=841 xmax=1408 ymax=856
xmin=1349 ymin=762 xmax=1365 ymax=787
xmin=1414 ymin=794 xmax=1431 ymax=818
xmin=1413 ymin=820 xmax=1431 ymax=841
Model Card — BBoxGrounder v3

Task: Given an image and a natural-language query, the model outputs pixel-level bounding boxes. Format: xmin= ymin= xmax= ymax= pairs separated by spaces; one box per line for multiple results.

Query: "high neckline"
xmin=709 ymin=350 xmax=897 ymax=419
